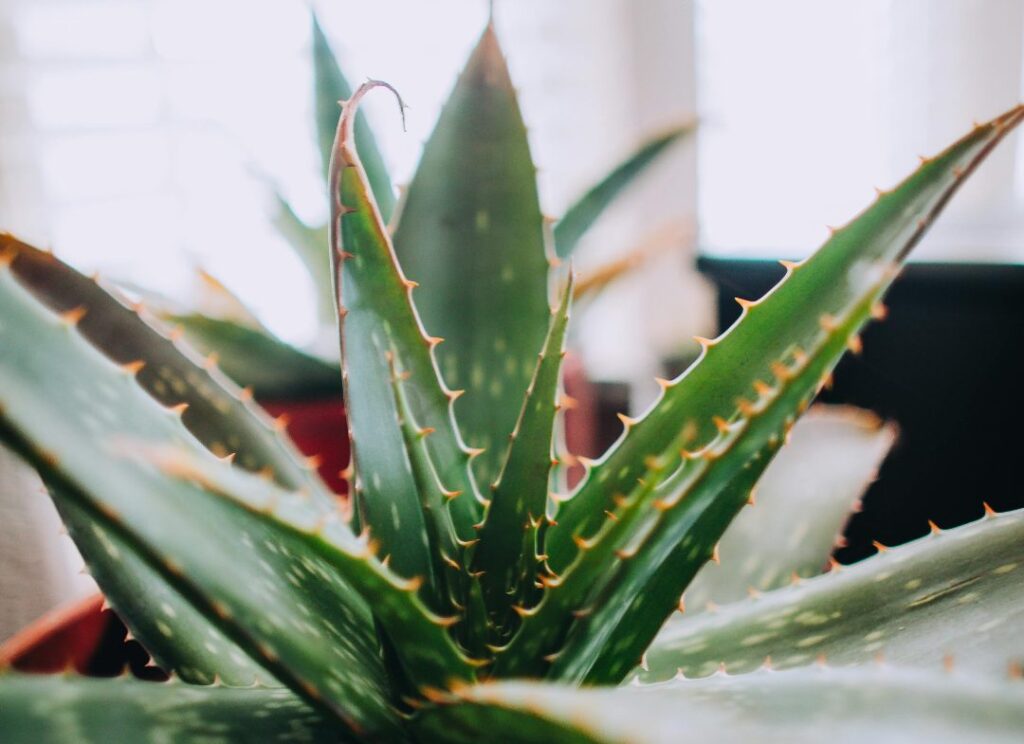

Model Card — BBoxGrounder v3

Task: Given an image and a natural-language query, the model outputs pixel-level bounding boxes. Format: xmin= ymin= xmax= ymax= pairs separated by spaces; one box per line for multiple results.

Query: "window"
xmin=697 ymin=0 xmax=1024 ymax=261
xmin=0 ymin=0 xmax=700 ymax=385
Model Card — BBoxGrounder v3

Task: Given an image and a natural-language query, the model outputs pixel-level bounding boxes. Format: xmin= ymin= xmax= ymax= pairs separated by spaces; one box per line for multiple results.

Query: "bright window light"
xmin=697 ymin=0 xmax=1024 ymax=261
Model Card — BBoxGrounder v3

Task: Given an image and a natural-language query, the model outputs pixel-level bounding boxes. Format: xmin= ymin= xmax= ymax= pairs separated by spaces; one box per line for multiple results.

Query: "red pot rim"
xmin=0 ymin=592 xmax=105 ymax=670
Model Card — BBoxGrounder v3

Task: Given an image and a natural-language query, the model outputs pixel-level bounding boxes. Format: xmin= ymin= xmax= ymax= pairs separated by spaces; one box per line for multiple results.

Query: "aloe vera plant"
xmin=2 ymin=20 xmax=1024 ymax=743
xmin=166 ymin=15 xmax=694 ymax=402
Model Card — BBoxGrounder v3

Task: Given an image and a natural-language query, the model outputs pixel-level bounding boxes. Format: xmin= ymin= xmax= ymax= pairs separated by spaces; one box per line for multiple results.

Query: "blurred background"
xmin=2 ymin=0 xmax=1023 ymax=639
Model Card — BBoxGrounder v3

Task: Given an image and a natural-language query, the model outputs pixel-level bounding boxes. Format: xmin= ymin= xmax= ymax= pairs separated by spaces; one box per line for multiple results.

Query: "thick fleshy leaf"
xmin=148 ymin=446 xmax=481 ymax=691
xmin=525 ymin=104 xmax=1024 ymax=685
xmin=0 ymin=238 xmax=334 ymax=687
xmin=0 ymin=674 xmax=341 ymax=743
xmin=683 ymin=405 xmax=895 ymax=611
xmin=383 ymin=351 xmax=491 ymax=657
xmin=552 ymin=123 xmax=695 ymax=259
xmin=313 ymin=14 xmax=394 ymax=221
xmin=503 ymin=284 xmax=879 ymax=681
xmin=391 ymin=25 xmax=551 ymax=491
xmin=573 ymin=442 xmax=782 ymax=685
xmin=117 ymin=273 xmax=338 ymax=400
xmin=413 ymin=668 xmax=1024 ymax=744
xmin=329 ymin=78 xmax=484 ymax=590
xmin=472 ymin=278 xmax=573 ymax=633
xmin=56 ymin=493 xmax=267 ymax=686
xmin=0 ymin=245 xmax=399 ymax=737
xmin=1 ymin=237 xmax=334 ymax=499
xmin=166 ymin=313 xmax=340 ymax=400
xmin=493 ymin=442 xmax=677 ymax=678
xmin=641 ymin=506 xmax=1024 ymax=681
xmin=524 ymin=404 xmax=891 ymax=679
xmin=579 ymin=406 xmax=893 ymax=680
xmin=547 ymin=104 xmax=1024 ymax=575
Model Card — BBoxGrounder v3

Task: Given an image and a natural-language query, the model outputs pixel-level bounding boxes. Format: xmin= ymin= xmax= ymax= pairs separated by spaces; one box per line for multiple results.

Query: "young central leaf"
xmin=392 ymin=25 xmax=550 ymax=490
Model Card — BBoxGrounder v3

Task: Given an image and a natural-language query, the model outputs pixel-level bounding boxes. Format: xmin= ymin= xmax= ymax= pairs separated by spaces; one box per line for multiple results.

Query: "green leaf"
xmin=493 ymin=443 xmax=673 ymax=678
xmin=412 ymin=668 xmax=1024 ymax=744
xmin=566 ymin=439 xmax=782 ymax=685
xmin=0 ymin=242 xmax=400 ymax=737
xmin=385 ymin=350 xmax=490 ymax=657
xmin=583 ymin=407 xmax=893 ymax=683
xmin=384 ymin=352 xmax=468 ymax=612
xmin=313 ymin=14 xmax=394 ymax=222
xmin=683 ymin=405 xmax=895 ymax=611
xmin=546 ymin=105 xmax=1024 ymax=575
xmin=391 ymin=26 xmax=551 ymax=491
xmin=271 ymin=192 xmax=336 ymax=326
xmin=472 ymin=278 xmax=573 ymax=633
xmin=166 ymin=313 xmax=341 ymax=401
xmin=329 ymin=82 xmax=484 ymax=564
xmin=525 ymin=104 xmax=1024 ymax=685
xmin=0 ymin=674 xmax=342 ymax=743
xmin=1 ymin=238 xmax=335 ymax=501
xmin=552 ymin=123 xmax=696 ymax=259
xmin=641 ymin=506 xmax=1024 ymax=682
xmin=501 ymin=280 xmax=887 ymax=680
xmin=548 ymin=284 xmax=900 ymax=684
xmin=55 ymin=493 xmax=268 ymax=686
xmin=147 ymin=446 xmax=482 ymax=692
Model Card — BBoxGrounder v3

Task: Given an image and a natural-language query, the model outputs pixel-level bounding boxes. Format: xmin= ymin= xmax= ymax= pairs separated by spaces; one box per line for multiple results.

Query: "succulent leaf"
xmin=0 ymin=237 xmax=335 ymax=500
xmin=384 ymin=349 xmax=490 ymax=656
xmin=493 ymin=442 xmax=672 ymax=678
xmin=0 ymin=673 xmax=341 ymax=743
xmin=119 ymin=271 xmax=338 ymax=401
xmin=313 ymin=14 xmax=394 ymax=221
xmin=412 ymin=667 xmax=1024 ymax=744
xmin=385 ymin=352 xmax=468 ymax=608
xmin=553 ymin=123 xmax=696 ymax=259
xmin=165 ymin=312 xmax=341 ymax=400
xmin=545 ymin=103 xmax=1024 ymax=677
xmin=391 ymin=26 xmax=551 ymax=492
xmin=546 ymin=105 xmax=1024 ymax=577
xmin=329 ymin=82 xmax=485 ymax=561
xmin=148 ymin=447 xmax=482 ymax=691
xmin=594 ymin=408 xmax=893 ymax=679
xmin=0 ymin=248 xmax=401 ymax=736
xmin=683 ymin=405 xmax=895 ymax=611
xmin=585 ymin=449 xmax=784 ymax=687
xmin=549 ymin=285 xmax=896 ymax=684
xmin=472 ymin=277 xmax=573 ymax=633
xmin=56 ymin=492 xmax=268 ymax=686
xmin=641 ymin=506 xmax=1024 ymax=682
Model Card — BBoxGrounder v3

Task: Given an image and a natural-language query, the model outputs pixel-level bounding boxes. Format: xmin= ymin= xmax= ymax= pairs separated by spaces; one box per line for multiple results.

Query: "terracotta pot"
xmin=0 ymin=593 xmax=166 ymax=678
xmin=562 ymin=355 xmax=600 ymax=487
xmin=1 ymin=594 xmax=106 ymax=673
xmin=0 ymin=594 xmax=106 ymax=673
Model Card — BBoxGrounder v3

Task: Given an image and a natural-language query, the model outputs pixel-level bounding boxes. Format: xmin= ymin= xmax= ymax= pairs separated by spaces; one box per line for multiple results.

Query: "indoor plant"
xmin=1 ymin=15 xmax=693 ymax=671
xmin=161 ymin=15 xmax=694 ymax=493
xmin=1 ymin=22 xmax=1023 ymax=743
